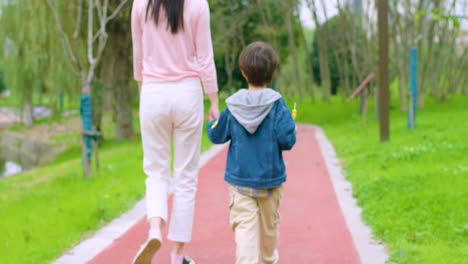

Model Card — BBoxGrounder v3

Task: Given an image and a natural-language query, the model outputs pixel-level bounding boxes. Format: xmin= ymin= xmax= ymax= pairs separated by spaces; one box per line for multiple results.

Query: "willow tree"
xmin=46 ymin=0 xmax=128 ymax=177
xmin=0 ymin=1 xmax=73 ymax=125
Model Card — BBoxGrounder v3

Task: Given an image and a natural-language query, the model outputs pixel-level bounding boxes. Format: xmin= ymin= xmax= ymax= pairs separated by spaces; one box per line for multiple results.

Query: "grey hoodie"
xmin=226 ymin=88 xmax=282 ymax=134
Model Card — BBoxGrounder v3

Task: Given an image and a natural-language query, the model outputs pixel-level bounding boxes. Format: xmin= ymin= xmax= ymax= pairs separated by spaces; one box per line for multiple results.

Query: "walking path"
xmin=54 ymin=125 xmax=388 ymax=264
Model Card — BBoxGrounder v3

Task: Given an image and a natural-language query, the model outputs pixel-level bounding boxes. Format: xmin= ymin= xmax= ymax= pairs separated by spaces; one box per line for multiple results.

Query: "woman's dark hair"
xmin=146 ymin=0 xmax=185 ymax=34
xmin=239 ymin=42 xmax=279 ymax=87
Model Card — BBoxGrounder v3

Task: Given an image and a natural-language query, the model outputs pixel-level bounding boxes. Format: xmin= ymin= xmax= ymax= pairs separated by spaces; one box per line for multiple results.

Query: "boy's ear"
xmin=240 ymin=70 xmax=247 ymax=80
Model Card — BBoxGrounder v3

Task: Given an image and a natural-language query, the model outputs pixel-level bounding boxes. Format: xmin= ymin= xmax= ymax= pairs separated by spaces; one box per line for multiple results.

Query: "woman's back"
xmin=132 ymin=0 xmax=217 ymax=94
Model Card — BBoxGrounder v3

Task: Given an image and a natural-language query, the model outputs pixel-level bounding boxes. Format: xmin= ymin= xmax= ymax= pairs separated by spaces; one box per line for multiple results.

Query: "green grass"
xmin=0 ymin=141 xmax=145 ymax=263
xmin=0 ymin=102 xmax=216 ymax=264
xmin=291 ymin=95 xmax=468 ymax=264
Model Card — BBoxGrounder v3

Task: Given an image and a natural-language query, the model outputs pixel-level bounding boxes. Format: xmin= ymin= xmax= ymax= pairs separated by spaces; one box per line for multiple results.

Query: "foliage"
xmin=310 ymin=15 xmax=357 ymax=95
xmin=0 ymin=1 xmax=80 ymax=109
xmin=277 ymin=27 xmax=315 ymax=97
xmin=210 ymin=0 xmax=301 ymax=92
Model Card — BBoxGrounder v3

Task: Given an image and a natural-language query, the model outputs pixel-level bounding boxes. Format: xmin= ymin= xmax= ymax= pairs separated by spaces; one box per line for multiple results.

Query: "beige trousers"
xmin=140 ymin=80 xmax=203 ymax=242
xmin=229 ymin=186 xmax=283 ymax=264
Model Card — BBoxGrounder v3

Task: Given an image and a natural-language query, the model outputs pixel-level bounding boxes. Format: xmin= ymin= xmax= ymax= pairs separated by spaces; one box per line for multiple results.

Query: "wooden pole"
xmin=378 ymin=0 xmax=390 ymax=142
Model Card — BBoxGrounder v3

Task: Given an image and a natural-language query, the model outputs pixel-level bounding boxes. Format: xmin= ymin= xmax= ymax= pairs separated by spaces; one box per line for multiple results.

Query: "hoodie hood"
xmin=226 ymin=88 xmax=282 ymax=134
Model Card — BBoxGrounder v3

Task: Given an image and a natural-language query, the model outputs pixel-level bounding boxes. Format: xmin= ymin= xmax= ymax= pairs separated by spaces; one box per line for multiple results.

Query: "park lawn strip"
xmin=0 ymin=113 xmax=215 ymax=264
xmin=0 ymin=141 xmax=145 ymax=264
xmin=292 ymin=96 xmax=467 ymax=264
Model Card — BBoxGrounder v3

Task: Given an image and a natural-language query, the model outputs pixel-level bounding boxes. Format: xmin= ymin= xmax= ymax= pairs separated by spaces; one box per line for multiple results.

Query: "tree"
xmin=304 ymin=0 xmax=332 ymax=102
xmin=210 ymin=0 xmax=300 ymax=93
xmin=46 ymin=0 xmax=129 ymax=177
xmin=0 ymin=1 xmax=59 ymax=125
xmin=101 ymin=0 xmax=134 ymax=140
xmin=284 ymin=0 xmax=305 ymax=98
xmin=210 ymin=0 xmax=250 ymax=93
xmin=310 ymin=14 xmax=367 ymax=96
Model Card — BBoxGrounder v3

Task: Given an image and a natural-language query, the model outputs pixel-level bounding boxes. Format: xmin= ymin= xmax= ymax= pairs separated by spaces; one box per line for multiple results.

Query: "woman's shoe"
xmin=132 ymin=238 xmax=161 ymax=264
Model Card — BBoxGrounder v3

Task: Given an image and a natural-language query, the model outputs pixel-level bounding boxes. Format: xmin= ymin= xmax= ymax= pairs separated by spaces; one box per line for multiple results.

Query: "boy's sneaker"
xmin=182 ymin=256 xmax=196 ymax=264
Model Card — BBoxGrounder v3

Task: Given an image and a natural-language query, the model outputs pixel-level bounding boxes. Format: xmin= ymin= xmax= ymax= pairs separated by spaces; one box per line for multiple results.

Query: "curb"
xmin=313 ymin=125 xmax=389 ymax=264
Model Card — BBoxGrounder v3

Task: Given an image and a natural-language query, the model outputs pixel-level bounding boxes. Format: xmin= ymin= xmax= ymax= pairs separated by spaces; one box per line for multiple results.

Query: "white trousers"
xmin=139 ymin=79 xmax=204 ymax=243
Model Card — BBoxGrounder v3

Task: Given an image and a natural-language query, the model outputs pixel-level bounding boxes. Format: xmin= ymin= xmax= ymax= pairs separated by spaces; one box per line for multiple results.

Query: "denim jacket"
xmin=207 ymin=89 xmax=296 ymax=188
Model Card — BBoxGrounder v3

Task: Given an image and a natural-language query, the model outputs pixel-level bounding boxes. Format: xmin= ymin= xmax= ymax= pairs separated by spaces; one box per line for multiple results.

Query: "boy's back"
xmin=206 ymin=41 xmax=296 ymax=264
xmin=207 ymin=88 xmax=296 ymax=189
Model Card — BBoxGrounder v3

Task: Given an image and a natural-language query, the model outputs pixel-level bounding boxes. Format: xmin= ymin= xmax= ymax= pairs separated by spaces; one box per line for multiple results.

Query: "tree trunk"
xmin=285 ymin=8 xmax=304 ymax=99
xmin=396 ymin=51 xmax=407 ymax=111
xmin=393 ymin=14 xmax=407 ymax=110
xmin=22 ymin=85 xmax=34 ymax=126
xmin=224 ymin=52 xmax=234 ymax=95
xmin=92 ymin=79 xmax=103 ymax=134
xmin=299 ymin=19 xmax=316 ymax=102
xmin=317 ymin=30 xmax=332 ymax=102
xmin=107 ymin=1 xmax=134 ymax=140
xmin=318 ymin=0 xmax=332 ymax=101
xmin=115 ymin=80 xmax=134 ymax=140
xmin=307 ymin=0 xmax=331 ymax=102
xmin=418 ymin=0 xmax=439 ymax=108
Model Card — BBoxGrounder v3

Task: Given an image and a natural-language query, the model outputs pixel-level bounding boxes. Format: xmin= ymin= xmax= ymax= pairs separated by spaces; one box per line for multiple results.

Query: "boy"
xmin=207 ymin=42 xmax=296 ymax=264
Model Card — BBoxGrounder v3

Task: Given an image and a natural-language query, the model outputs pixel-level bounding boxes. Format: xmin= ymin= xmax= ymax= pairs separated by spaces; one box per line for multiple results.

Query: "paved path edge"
xmin=52 ymin=144 xmax=227 ymax=264
xmin=313 ymin=125 xmax=390 ymax=264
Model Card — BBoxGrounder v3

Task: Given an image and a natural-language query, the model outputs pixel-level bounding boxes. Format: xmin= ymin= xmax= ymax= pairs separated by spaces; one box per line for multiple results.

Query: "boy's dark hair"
xmin=238 ymin=42 xmax=279 ymax=87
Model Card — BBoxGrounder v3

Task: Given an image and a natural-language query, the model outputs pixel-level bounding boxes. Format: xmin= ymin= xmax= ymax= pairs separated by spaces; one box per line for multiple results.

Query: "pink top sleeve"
xmin=194 ymin=1 xmax=218 ymax=94
xmin=131 ymin=1 xmax=143 ymax=82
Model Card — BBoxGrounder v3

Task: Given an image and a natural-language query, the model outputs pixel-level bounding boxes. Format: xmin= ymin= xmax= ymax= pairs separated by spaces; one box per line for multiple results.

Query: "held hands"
xmin=207 ymin=92 xmax=220 ymax=120
xmin=209 ymin=104 xmax=220 ymax=120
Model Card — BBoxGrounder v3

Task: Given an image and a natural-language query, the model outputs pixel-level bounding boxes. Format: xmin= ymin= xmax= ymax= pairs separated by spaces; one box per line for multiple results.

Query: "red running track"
xmin=88 ymin=125 xmax=360 ymax=264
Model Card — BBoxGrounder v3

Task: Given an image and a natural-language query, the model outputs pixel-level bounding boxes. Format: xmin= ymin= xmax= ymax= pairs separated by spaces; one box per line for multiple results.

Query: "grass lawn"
xmin=291 ymin=95 xmax=467 ymax=264
xmin=0 ymin=141 xmax=145 ymax=263
xmin=0 ymin=102 xmax=216 ymax=264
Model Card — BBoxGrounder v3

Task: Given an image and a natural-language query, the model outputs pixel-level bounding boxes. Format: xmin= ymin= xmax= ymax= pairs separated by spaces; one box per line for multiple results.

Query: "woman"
xmin=131 ymin=0 xmax=219 ymax=263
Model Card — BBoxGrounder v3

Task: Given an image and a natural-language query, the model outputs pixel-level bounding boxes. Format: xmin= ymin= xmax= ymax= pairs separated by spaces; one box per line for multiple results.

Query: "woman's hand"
xmin=209 ymin=104 xmax=219 ymax=120
xmin=208 ymin=92 xmax=220 ymax=119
